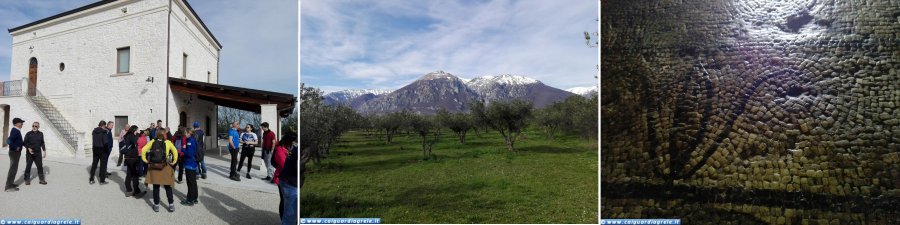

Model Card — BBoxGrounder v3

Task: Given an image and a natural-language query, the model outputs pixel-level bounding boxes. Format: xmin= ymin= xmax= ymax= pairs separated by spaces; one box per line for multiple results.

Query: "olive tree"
xmin=533 ymin=103 xmax=566 ymax=139
xmin=373 ymin=110 xmax=411 ymax=144
xmin=300 ymin=84 xmax=362 ymax=163
xmin=436 ymin=108 xmax=474 ymax=144
xmin=406 ymin=113 xmax=439 ymax=159
xmin=470 ymin=99 xmax=533 ymax=152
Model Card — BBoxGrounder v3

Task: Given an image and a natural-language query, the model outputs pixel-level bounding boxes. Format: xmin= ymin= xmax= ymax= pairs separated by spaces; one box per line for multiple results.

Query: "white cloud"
xmin=301 ymin=0 xmax=599 ymax=91
xmin=191 ymin=0 xmax=297 ymax=94
xmin=0 ymin=1 xmax=88 ymax=81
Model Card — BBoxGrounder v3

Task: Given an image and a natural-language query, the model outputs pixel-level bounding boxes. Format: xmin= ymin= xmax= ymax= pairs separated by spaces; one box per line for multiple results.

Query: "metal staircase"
xmin=22 ymin=79 xmax=82 ymax=157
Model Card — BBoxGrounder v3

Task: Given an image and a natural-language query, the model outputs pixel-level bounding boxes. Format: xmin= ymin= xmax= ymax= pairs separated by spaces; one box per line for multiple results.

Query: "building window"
xmin=117 ymin=47 xmax=130 ymax=73
xmin=179 ymin=111 xmax=187 ymax=128
xmin=205 ymin=116 xmax=211 ymax=136
xmin=59 ymin=62 xmax=65 ymax=72
xmin=207 ymin=71 xmax=211 ymax=83
xmin=182 ymin=53 xmax=188 ymax=78
xmin=114 ymin=116 xmax=128 ymax=136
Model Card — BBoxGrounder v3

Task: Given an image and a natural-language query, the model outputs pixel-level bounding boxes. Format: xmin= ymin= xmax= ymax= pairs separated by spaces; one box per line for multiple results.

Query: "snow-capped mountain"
xmin=357 ymin=71 xmax=479 ymax=114
xmin=467 ymin=74 xmax=573 ymax=108
xmin=342 ymin=71 xmax=582 ymax=114
xmin=467 ymin=74 xmax=539 ymax=88
xmin=566 ymin=86 xmax=598 ymax=97
xmin=323 ymin=89 xmax=392 ymax=106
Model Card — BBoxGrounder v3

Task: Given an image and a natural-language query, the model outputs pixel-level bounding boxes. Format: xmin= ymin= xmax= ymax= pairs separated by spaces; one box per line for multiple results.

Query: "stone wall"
xmin=600 ymin=0 xmax=900 ymax=224
xmin=7 ymin=0 xmax=220 ymax=149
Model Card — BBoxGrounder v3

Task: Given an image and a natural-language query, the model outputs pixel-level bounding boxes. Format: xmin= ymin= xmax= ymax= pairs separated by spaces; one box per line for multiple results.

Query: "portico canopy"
xmin=169 ymin=77 xmax=295 ymax=117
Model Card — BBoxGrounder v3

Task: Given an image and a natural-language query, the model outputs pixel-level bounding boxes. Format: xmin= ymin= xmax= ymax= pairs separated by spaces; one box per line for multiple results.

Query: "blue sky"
xmin=0 ymin=0 xmax=298 ymax=94
xmin=301 ymin=0 xmax=599 ymax=93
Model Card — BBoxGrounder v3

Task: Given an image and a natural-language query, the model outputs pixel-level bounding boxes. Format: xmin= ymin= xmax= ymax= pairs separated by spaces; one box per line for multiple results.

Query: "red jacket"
xmin=272 ymin=144 xmax=289 ymax=184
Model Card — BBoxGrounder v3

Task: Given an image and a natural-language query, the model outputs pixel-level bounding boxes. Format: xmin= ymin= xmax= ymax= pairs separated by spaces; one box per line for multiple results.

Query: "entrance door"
xmin=28 ymin=58 xmax=37 ymax=96
xmin=2 ymin=105 xmax=8 ymax=147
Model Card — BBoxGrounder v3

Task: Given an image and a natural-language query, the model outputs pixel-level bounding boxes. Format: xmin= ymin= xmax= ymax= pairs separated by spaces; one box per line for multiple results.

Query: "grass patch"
xmin=301 ymin=129 xmax=598 ymax=223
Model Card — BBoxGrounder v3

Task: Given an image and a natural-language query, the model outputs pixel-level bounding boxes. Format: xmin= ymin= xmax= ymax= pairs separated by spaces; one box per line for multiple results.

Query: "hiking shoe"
xmin=245 ymin=174 xmax=252 ymax=179
xmin=39 ymin=180 xmax=47 ymax=185
xmin=152 ymin=204 xmax=160 ymax=212
xmin=167 ymin=204 xmax=175 ymax=212
xmin=25 ymin=180 xmax=30 ymax=185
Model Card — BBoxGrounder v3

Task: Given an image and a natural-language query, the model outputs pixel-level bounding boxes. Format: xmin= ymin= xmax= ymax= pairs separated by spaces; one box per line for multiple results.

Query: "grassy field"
xmin=300 ymin=129 xmax=598 ymax=223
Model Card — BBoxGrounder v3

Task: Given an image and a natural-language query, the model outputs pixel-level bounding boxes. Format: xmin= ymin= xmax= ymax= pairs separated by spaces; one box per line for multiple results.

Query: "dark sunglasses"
xmin=32 ymin=126 xmax=39 ymax=128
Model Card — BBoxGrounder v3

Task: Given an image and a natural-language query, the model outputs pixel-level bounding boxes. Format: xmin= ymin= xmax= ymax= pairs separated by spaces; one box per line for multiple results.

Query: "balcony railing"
xmin=0 ymin=80 xmax=23 ymax=97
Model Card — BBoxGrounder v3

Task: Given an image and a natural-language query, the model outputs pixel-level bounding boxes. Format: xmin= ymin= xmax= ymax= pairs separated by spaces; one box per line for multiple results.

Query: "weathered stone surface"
xmin=602 ymin=0 xmax=900 ymax=223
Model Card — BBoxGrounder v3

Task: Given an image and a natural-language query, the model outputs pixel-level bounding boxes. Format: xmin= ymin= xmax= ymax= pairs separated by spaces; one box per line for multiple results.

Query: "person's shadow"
xmin=200 ymin=186 xmax=280 ymax=224
xmin=82 ymin=166 xmax=127 ymax=193
xmin=14 ymin=165 xmax=51 ymax=185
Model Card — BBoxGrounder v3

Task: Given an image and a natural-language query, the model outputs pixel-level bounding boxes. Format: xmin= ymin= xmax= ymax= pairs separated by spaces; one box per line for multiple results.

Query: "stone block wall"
xmin=601 ymin=0 xmax=900 ymax=224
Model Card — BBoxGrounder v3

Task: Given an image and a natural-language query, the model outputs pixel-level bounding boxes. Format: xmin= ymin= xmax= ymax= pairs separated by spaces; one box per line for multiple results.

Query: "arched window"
xmin=179 ymin=111 xmax=187 ymax=128
xmin=28 ymin=58 xmax=37 ymax=96
xmin=205 ymin=116 xmax=211 ymax=136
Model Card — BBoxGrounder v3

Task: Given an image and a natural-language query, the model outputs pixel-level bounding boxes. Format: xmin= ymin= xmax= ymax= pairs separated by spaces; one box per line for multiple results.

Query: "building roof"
xmin=7 ymin=0 xmax=222 ymax=49
xmin=169 ymin=77 xmax=296 ymax=117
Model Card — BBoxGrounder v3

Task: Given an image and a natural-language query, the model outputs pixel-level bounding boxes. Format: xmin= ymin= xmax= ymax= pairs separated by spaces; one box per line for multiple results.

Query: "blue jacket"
xmin=7 ymin=127 xmax=23 ymax=152
xmin=149 ymin=128 xmax=157 ymax=139
xmin=183 ymin=137 xmax=198 ymax=171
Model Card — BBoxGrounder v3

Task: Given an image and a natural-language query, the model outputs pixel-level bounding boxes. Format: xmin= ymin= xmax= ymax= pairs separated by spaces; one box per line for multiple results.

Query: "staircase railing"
xmin=21 ymin=78 xmax=80 ymax=156
xmin=0 ymin=80 xmax=23 ymax=97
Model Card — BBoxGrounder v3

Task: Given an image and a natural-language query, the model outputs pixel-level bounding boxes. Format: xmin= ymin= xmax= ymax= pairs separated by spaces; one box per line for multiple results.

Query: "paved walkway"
xmin=0 ymin=147 xmax=284 ymax=224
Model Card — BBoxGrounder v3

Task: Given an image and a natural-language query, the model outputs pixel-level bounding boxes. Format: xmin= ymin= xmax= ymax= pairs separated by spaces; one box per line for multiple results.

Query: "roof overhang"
xmin=8 ymin=0 xmax=223 ymax=50
xmin=169 ymin=77 xmax=295 ymax=117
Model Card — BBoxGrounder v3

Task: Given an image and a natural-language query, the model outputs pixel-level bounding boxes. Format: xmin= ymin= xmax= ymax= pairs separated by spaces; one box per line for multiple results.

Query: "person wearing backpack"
xmin=5 ymin=118 xmax=25 ymax=192
xmin=237 ymin=124 xmax=258 ymax=180
xmin=141 ymin=128 xmax=179 ymax=213
xmin=122 ymin=125 xmax=145 ymax=198
xmin=89 ymin=120 xmax=111 ymax=185
xmin=192 ymin=122 xmax=207 ymax=179
xmin=180 ymin=129 xmax=200 ymax=206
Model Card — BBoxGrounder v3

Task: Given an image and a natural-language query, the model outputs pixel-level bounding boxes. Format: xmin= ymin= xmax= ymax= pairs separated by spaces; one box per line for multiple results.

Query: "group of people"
xmin=224 ymin=121 xmax=299 ymax=224
xmin=226 ymin=121 xmax=280 ymax=182
xmin=4 ymin=116 xmax=298 ymax=224
xmin=5 ymin=117 xmax=47 ymax=192
xmin=87 ymin=119 xmax=210 ymax=212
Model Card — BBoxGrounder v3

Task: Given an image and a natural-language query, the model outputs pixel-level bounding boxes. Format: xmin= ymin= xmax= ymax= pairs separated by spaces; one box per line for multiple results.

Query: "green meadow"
xmin=300 ymin=129 xmax=598 ymax=223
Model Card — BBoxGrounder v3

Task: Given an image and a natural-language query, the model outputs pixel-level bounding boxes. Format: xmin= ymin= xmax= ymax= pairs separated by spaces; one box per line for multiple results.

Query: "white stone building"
xmin=0 ymin=0 xmax=295 ymax=158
